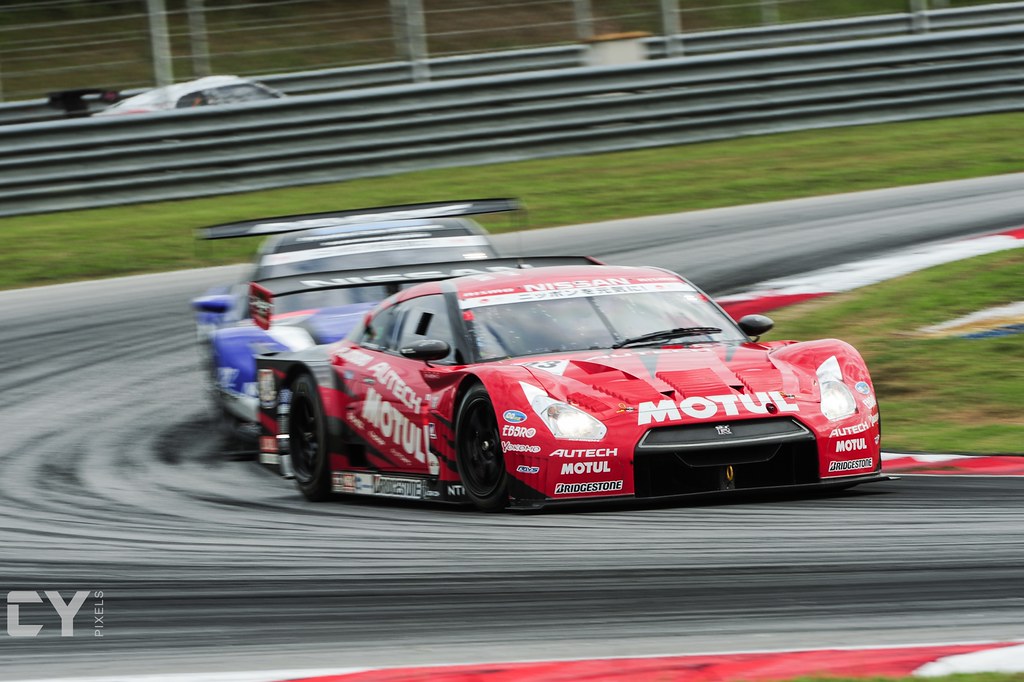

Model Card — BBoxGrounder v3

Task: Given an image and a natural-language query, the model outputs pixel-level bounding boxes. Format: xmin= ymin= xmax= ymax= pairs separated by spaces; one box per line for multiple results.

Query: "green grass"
xmin=765 ymin=249 xmax=1024 ymax=454
xmin=2 ymin=111 xmax=1023 ymax=290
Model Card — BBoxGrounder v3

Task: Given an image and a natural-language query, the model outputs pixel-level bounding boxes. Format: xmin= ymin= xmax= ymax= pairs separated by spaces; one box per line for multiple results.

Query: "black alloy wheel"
xmin=455 ymin=384 xmax=509 ymax=511
xmin=288 ymin=374 xmax=332 ymax=501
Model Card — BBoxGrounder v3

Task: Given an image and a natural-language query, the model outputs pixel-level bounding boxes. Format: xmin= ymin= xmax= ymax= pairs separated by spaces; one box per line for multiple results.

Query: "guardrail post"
xmin=146 ymin=0 xmax=174 ymax=87
xmin=660 ymin=0 xmax=684 ymax=57
xmin=391 ymin=0 xmax=430 ymax=83
xmin=187 ymin=0 xmax=212 ymax=78
xmin=910 ymin=0 xmax=930 ymax=33
xmin=573 ymin=0 xmax=595 ymax=41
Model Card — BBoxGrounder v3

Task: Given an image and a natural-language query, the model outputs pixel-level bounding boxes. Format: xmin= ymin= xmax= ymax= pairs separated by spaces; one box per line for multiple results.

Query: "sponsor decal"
xmin=369 ymin=362 xmax=422 ymax=411
xmin=870 ymin=412 xmax=879 ymax=425
xmin=854 ymin=381 xmax=871 ymax=395
xmin=835 ymin=437 xmax=868 ymax=453
xmin=861 ymin=395 xmax=877 ymax=410
xmin=503 ymin=441 xmax=541 ymax=453
xmin=637 ymin=392 xmax=798 ymax=425
xmin=259 ymin=435 xmax=277 ymax=453
xmin=258 ymin=452 xmax=280 ymax=466
xmin=464 ymin=287 xmax=516 ymax=298
xmin=354 ymin=473 xmax=375 ymax=495
xmin=374 ymin=476 xmax=423 ymax=499
xmin=336 ymin=347 xmax=373 ymax=367
xmin=715 ymin=425 xmax=732 ymax=436
xmin=461 ymin=281 xmax=695 ymax=308
xmin=550 ymin=448 xmax=618 ymax=458
xmin=560 ymin=461 xmax=612 ymax=475
xmin=553 ymin=480 xmax=624 ymax=495
xmin=337 ymin=472 xmax=357 ymax=493
xmin=502 ymin=425 xmax=536 ymax=438
xmin=361 ymin=388 xmax=430 ymax=463
xmin=446 ymin=484 xmax=466 ymax=498
xmin=828 ymin=458 xmax=873 ymax=472
xmin=516 ymin=465 xmax=540 ymax=474
xmin=829 ymin=421 xmax=871 ymax=438
xmin=524 ymin=277 xmax=633 ymax=291
xmin=258 ymin=369 xmax=277 ymax=408
xmin=503 ymin=410 xmax=527 ymax=424
xmin=428 ymin=423 xmax=437 ymax=440
xmin=217 ymin=366 xmax=240 ymax=390
xmin=424 ymin=489 xmax=441 ymax=498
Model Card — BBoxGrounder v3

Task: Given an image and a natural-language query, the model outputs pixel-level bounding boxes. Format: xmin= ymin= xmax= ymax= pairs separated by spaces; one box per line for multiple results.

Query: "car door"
xmin=345 ymin=296 xmax=449 ymax=476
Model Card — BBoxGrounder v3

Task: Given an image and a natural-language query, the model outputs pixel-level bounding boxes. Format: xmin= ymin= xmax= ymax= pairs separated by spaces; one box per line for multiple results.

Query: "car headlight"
xmin=520 ymin=381 xmax=607 ymax=441
xmin=539 ymin=401 xmax=607 ymax=440
xmin=819 ymin=380 xmax=858 ymax=421
xmin=816 ymin=355 xmax=858 ymax=421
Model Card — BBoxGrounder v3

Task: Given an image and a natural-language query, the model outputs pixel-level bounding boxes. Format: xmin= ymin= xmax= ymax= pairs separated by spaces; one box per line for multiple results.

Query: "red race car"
xmin=254 ymin=258 xmax=884 ymax=510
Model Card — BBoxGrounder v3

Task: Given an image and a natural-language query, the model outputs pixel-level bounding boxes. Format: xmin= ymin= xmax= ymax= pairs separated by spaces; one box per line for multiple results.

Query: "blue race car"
xmin=191 ymin=199 xmax=515 ymax=438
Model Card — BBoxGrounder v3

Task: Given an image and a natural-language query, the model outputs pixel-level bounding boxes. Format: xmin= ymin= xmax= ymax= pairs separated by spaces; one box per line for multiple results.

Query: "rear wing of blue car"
xmin=247 ymin=256 xmax=601 ymax=329
xmin=199 ymin=198 xmax=523 ymax=240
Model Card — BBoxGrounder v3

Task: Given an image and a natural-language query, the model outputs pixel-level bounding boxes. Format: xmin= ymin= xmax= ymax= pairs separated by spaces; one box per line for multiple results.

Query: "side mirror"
xmin=737 ymin=314 xmax=774 ymax=338
xmin=191 ymin=294 xmax=234 ymax=314
xmin=399 ymin=339 xmax=451 ymax=362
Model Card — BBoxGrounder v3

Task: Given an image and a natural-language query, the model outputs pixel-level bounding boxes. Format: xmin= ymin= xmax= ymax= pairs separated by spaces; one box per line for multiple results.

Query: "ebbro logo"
xmin=6 ymin=590 xmax=105 ymax=637
xmin=503 ymin=410 xmax=527 ymax=423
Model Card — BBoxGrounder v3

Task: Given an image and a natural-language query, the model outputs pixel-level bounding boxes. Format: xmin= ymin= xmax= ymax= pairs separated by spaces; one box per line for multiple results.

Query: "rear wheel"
xmin=289 ymin=375 xmax=332 ymax=501
xmin=455 ymin=384 xmax=508 ymax=512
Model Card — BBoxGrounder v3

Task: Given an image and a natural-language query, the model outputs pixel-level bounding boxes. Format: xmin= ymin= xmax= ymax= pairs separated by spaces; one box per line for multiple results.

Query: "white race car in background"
xmin=94 ymin=75 xmax=283 ymax=116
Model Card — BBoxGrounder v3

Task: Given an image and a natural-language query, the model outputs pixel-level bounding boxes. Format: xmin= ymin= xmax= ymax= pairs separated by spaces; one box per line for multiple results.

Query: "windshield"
xmin=255 ymin=240 xmax=495 ymax=279
xmin=463 ymin=288 xmax=745 ymax=361
xmin=272 ymin=285 xmax=393 ymax=315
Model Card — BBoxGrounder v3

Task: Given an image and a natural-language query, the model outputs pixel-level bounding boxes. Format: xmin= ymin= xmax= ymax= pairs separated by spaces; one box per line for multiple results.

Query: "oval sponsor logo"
xmin=854 ymin=381 xmax=871 ymax=395
xmin=503 ymin=409 xmax=527 ymax=423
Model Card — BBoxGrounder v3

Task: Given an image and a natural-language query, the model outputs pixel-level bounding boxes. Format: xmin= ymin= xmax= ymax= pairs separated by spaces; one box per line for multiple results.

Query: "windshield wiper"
xmin=611 ymin=326 xmax=722 ymax=349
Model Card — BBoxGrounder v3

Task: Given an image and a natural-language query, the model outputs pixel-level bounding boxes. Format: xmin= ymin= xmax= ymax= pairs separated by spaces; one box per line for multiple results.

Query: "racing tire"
xmin=455 ymin=384 xmax=508 ymax=512
xmin=288 ymin=375 xmax=332 ymax=502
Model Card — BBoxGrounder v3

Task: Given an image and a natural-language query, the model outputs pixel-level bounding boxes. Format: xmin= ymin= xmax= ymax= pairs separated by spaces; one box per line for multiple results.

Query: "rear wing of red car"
xmin=247 ymin=256 xmax=601 ymax=330
xmin=199 ymin=198 xmax=523 ymax=240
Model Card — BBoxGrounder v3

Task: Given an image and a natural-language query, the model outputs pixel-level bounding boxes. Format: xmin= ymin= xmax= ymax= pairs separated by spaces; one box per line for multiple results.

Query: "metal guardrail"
xmin=0 ymin=25 xmax=1022 ymax=218
xmin=2 ymin=2 xmax=1023 ymax=127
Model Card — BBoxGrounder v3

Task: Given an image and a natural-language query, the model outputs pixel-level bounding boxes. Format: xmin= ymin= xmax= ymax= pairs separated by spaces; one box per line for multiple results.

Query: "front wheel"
xmin=455 ymin=384 xmax=508 ymax=512
xmin=288 ymin=375 xmax=332 ymax=501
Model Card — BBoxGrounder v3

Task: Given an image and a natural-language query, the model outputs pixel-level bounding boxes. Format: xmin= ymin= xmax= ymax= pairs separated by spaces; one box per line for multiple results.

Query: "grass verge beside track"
xmin=766 ymin=249 xmax=1024 ymax=454
xmin=1 ymin=111 xmax=1023 ymax=290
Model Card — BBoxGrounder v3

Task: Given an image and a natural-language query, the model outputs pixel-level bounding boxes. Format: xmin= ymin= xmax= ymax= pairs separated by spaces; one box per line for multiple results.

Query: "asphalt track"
xmin=2 ymin=174 xmax=1024 ymax=679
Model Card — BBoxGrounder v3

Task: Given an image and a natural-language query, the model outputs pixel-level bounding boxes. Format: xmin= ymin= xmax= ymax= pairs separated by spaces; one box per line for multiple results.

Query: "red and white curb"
xmin=717 ymin=226 xmax=1024 ymax=319
xmin=883 ymin=452 xmax=1024 ymax=475
xmin=15 ymin=641 xmax=1024 ymax=682
xmin=273 ymin=642 xmax=1024 ymax=681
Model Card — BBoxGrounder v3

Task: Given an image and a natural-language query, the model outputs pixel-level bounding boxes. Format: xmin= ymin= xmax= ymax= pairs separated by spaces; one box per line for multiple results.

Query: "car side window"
xmin=176 ymin=91 xmax=208 ymax=108
xmin=395 ymin=294 xmax=457 ymax=364
xmin=359 ymin=304 xmax=402 ymax=351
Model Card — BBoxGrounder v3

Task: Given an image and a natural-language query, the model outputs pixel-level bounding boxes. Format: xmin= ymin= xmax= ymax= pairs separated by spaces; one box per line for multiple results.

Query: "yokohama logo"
xmin=553 ymin=480 xmax=623 ymax=495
